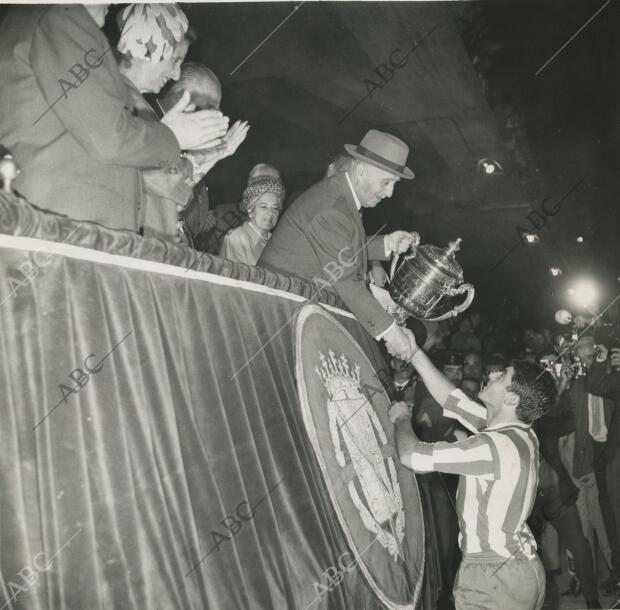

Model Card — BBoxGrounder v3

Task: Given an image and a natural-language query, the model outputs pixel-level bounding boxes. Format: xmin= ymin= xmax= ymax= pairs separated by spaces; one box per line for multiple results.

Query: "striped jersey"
xmin=406 ymin=389 xmax=539 ymax=560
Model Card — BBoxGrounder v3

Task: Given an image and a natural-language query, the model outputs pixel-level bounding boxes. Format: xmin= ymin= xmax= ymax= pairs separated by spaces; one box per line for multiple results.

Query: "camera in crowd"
xmin=593 ymin=322 xmax=620 ymax=351
xmin=551 ymin=309 xmax=620 ymax=379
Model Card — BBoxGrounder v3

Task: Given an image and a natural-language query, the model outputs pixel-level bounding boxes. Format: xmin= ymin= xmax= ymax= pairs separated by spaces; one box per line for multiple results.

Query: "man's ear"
xmin=349 ymin=161 xmax=364 ymax=185
xmin=504 ymin=391 xmax=519 ymax=408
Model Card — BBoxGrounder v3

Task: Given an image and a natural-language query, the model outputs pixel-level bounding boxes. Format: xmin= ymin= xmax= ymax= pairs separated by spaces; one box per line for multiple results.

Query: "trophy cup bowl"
xmin=388 ymin=238 xmax=475 ymax=323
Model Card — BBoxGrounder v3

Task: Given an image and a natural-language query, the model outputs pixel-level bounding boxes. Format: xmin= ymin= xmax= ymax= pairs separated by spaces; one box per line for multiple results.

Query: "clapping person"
xmin=0 ymin=4 xmax=231 ymax=231
xmin=115 ymin=5 xmax=246 ymax=241
xmin=158 ymin=62 xmax=250 ymax=181
xmin=156 ymin=62 xmax=249 ymax=245
xmin=115 ymin=4 xmax=214 ymax=239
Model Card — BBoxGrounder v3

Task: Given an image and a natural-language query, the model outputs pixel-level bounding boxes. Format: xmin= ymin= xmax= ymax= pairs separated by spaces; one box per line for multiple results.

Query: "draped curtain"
xmin=0 ymin=194 xmax=399 ymax=610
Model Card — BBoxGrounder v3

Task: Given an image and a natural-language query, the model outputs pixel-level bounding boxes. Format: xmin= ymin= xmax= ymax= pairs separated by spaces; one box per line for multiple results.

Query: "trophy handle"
xmin=423 ymin=283 xmax=475 ymax=322
xmin=388 ymin=232 xmax=420 ymax=282
xmin=388 ymin=252 xmax=401 ymax=283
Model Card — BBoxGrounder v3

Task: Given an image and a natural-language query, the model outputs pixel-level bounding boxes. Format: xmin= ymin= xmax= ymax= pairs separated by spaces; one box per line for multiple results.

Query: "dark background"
xmin=4 ymin=1 xmax=620 ymax=323
xmin=168 ymin=1 xmax=620 ymax=323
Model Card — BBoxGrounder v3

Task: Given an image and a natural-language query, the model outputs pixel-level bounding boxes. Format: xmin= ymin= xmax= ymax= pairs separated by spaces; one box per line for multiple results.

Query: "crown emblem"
xmin=315 ymin=350 xmax=361 ymax=397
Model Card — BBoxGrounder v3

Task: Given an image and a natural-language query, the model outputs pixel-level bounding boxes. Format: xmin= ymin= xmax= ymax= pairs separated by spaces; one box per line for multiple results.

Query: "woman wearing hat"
xmin=0 ymin=3 xmax=222 ymax=231
xmin=220 ymin=178 xmax=286 ymax=266
xmin=116 ymin=3 xmax=192 ymax=95
xmin=115 ymin=4 xmax=230 ymax=240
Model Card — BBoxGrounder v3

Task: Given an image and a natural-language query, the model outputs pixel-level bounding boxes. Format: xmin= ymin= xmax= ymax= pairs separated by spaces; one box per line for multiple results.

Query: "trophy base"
xmin=389 ymin=301 xmax=461 ymax=324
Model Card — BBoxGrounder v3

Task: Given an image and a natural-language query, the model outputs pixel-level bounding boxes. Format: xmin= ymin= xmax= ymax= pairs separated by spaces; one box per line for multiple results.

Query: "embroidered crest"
xmin=316 ymin=350 xmax=405 ymax=560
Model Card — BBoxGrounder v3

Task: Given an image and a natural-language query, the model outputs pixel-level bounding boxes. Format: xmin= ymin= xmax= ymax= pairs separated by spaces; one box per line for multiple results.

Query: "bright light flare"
xmin=568 ymin=279 xmax=598 ymax=309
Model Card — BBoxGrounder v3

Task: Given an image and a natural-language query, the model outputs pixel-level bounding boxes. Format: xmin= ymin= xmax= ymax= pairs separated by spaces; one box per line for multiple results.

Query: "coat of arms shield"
xmin=294 ymin=304 xmax=424 ymax=609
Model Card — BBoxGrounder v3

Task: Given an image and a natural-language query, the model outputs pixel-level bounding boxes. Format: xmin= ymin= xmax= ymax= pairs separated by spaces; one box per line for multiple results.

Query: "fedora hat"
xmin=345 ymin=129 xmax=414 ymax=179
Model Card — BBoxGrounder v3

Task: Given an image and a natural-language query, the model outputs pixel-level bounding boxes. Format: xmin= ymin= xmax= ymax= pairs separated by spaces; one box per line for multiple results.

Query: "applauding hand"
xmin=184 ymin=120 xmax=250 ymax=184
xmin=217 ymin=120 xmax=250 ymax=159
xmin=162 ymin=90 xmax=229 ymax=151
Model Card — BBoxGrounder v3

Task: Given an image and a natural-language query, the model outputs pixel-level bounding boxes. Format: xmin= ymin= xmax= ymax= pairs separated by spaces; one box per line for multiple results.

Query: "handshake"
xmin=382 ymin=324 xmax=419 ymax=361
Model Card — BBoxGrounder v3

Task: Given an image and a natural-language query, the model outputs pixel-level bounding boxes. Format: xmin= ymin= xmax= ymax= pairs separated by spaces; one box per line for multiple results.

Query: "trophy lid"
xmin=417 ymin=238 xmax=464 ymax=282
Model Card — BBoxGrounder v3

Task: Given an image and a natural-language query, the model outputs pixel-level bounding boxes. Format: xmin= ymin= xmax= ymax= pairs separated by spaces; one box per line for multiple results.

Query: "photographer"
xmin=555 ymin=339 xmax=619 ymax=587
xmin=532 ymin=357 xmax=602 ymax=608
xmin=586 ymin=343 xmax=620 ymax=589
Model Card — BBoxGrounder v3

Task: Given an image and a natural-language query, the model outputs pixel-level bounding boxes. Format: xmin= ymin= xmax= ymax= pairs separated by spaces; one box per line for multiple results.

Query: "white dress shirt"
xmin=344 ymin=172 xmax=395 ymax=339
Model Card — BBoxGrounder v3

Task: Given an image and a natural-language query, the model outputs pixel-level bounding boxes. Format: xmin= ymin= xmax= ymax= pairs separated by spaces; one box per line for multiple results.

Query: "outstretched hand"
xmin=388 ymin=401 xmax=410 ymax=424
xmin=383 ymin=325 xmax=418 ymax=362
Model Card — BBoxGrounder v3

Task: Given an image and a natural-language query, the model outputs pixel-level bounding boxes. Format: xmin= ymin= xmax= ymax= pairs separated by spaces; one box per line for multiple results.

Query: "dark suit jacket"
xmin=0 ymin=5 xmax=180 ymax=230
xmin=258 ymin=172 xmax=393 ymax=337
xmin=189 ymin=201 xmax=241 ymax=254
xmin=124 ymin=77 xmax=192 ymax=239
xmin=586 ymin=361 xmax=620 ymax=463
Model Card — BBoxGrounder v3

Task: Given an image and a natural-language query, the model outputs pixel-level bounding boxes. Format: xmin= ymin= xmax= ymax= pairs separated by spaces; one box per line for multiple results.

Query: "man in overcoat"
xmin=0 ymin=4 xmax=225 ymax=231
xmin=259 ymin=129 xmax=418 ymax=359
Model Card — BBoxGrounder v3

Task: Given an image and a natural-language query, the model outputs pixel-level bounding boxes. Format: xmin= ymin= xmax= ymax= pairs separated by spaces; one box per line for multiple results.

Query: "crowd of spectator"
xmin=2 ymin=5 xmax=619 ymax=608
xmin=386 ymin=309 xmax=620 ymax=609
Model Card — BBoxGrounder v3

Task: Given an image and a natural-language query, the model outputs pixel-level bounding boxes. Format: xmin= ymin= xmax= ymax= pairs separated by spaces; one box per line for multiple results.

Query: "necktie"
xmin=588 ymin=393 xmax=608 ymax=442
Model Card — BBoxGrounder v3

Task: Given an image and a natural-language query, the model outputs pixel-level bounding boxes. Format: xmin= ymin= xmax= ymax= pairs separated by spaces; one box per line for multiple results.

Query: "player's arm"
xmin=410 ymin=348 xmax=486 ymax=433
xmin=391 ymin=402 xmax=420 ymax=467
xmin=390 ymin=402 xmax=498 ymax=478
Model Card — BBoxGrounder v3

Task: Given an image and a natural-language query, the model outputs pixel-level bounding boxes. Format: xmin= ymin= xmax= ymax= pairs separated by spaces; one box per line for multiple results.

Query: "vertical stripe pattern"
xmin=411 ymin=390 xmax=539 ymax=560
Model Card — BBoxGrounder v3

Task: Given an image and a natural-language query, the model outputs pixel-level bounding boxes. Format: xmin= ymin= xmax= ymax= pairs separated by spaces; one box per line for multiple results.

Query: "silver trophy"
xmin=387 ymin=238 xmax=475 ymax=324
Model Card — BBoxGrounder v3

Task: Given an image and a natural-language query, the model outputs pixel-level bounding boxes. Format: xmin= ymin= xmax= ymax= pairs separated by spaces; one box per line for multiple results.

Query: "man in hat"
xmin=259 ymin=129 xmax=418 ymax=359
